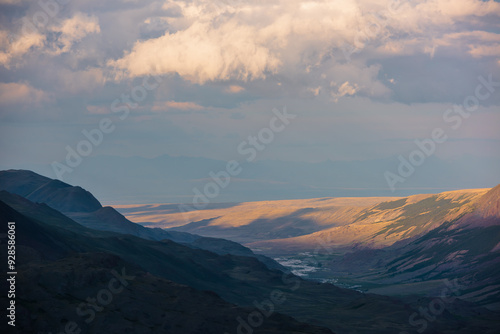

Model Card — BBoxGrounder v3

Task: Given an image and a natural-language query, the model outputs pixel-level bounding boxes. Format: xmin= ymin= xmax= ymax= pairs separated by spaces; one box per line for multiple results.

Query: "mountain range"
xmin=1 ymin=170 xmax=499 ymax=333
xmin=117 ymin=184 xmax=500 ymax=311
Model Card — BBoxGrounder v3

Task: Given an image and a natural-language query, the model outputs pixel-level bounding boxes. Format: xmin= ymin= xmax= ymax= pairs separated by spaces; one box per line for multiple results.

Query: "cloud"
xmin=49 ymin=12 xmax=100 ymax=54
xmin=0 ymin=0 xmax=498 ymax=117
xmin=0 ymin=82 xmax=51 ymax=110
xmin=0 ymin=12 xmax=100 ymax=67
xmin=108 ymin=20 xmax=281 ymax=83
xmin=0 ymin=30 xmax=45 ymax=67
xmin=332 ymin=81 xmax=358 ymax=102
xmin=338 ymin=81 xmax=358 ymax=96
xmin=320 ymin=62 xmax=392 ymax=101
xmin=0 ymin=0 xmax=24 ymax=4
xmin=469 ymin=44 xmax=500 ymax=58
xmin=108 ymin=0 xmax=364 ymax=83
xmin=416 ymin=0 xmax=500 ymax=18
xmin=152 ymin=100 xmax=204 ymax=111
xmin=226 ymin=85 xmax=245 ymax=93
xmin=432 ymin=31 xmax=500 ymax=59
xmin=107 ymin=0 xmax=500 ymax=97
xmin=307 ymin=86 xmax=321 ymax=97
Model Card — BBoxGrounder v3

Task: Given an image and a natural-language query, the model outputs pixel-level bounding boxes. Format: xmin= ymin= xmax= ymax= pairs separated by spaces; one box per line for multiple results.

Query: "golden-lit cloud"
xmin=108 ymin=20 xmax=281 ymax=83
xmin=108 ymin=0 xmax=500 ymax=92
xmin=0 ymin=30 xmax=45 ymax=68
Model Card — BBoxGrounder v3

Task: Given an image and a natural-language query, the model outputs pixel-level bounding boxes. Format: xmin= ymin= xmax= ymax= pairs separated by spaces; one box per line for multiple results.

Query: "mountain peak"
xmin=0 ymin=169 xmax=102 ymax=213
xmin=0 ymin=169 xmax=53 ymax=197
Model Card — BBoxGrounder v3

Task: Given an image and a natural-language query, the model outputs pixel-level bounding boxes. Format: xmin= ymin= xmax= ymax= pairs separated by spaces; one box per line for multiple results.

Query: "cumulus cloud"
xmin=107 ymin=0 xmax=500 ymax=101
xmin=0 ymin=12 xmax=100 ymax=67
xmin=108 ymin=0 xmax=363 ymax=83
xmin=0 ymin=30 xmax=45 ymax=67
xmin=108 ymin=20 xmax=281 ymax=83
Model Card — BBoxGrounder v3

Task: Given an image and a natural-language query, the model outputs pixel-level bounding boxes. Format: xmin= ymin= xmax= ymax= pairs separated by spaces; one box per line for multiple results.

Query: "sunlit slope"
xmin=115 ymin=197 xmax=401 ymax=243
xmin=331 ymin=185 xmax=500 ymax=309
xmin=116 ymin=189 xmax=489 ymax=250
xmin=249 ymin=189 xmax=489 ymax=252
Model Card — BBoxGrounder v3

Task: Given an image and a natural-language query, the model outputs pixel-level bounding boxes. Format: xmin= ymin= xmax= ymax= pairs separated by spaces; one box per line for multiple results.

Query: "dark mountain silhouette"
xmin=13 ymin=253 xmax=336 ymax=334
xmin=0 ymin=169 xmax=52 ymax=197
xmin=0 ymin=169 xmax=101 ymax=212
xmin=0 ymin=170 xmax=284 ymax=270
xmin=0 ymin=201 xmax=333 ymax=334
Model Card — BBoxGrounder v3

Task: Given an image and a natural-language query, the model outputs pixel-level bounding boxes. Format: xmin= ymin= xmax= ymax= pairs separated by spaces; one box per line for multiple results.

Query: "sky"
xmin=0 ymin=0 xmax=499 ymax=198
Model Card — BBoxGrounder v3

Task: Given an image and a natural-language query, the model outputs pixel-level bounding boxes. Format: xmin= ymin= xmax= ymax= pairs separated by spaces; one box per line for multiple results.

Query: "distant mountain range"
xmin=1 ymin=169 xmax=500 ymax=333
xmin=3 ymin=154 xmax=499 ymax=203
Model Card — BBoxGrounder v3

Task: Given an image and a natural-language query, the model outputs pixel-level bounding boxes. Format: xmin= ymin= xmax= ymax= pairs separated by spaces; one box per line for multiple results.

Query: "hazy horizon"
xmin=1 ymin=151 xmax=498 ymax=205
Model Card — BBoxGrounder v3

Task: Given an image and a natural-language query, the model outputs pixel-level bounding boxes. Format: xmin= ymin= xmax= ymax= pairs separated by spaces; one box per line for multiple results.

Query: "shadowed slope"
xmin=0 ymin=169 xmax=102 ymax=213
xmin=0 ymin=171 xmax=285 ymax=270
